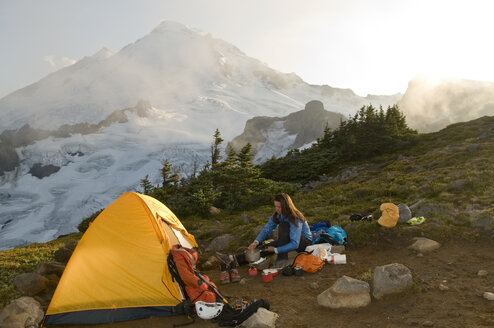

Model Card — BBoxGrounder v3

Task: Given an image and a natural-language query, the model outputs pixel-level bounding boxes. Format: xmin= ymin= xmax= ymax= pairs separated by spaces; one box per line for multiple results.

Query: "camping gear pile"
xmin=376 ymin=203 xmax=426 ymax=228
xmin=310 ymin=222 xmax=348 ymax=246
xmin=42 ymin=192 xmax=268 ymax=327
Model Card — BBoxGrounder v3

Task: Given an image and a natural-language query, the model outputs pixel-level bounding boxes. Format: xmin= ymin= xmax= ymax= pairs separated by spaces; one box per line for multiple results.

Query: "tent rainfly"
xmin=44 ymin=192 xmax=198 ymax=325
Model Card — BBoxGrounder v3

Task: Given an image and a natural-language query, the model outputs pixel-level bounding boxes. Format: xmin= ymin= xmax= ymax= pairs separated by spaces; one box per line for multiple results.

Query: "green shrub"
xmin=77 ymin=209 xmax=104 ymax=233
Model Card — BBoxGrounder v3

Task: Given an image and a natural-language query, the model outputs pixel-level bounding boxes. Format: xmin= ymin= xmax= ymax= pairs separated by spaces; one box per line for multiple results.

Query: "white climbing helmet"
xmin=195 ymin=301 xmax=224 ymax=319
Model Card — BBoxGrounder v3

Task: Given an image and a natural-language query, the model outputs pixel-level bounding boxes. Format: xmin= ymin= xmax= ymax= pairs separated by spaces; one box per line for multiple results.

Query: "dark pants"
xmin=237 ymin=221 xmax=311 ymax=265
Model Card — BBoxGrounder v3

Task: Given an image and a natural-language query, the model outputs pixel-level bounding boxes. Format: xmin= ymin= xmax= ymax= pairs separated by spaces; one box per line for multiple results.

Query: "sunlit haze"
xmin=1 ymin=0 xmax=493 ymax=98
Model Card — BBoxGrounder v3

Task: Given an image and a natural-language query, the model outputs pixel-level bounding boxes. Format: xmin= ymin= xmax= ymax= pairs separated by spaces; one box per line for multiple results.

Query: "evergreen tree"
xmin=236 ymin=143 xmax=253 ymax=168
xmin=223 ymin=145 xmax=237 ymax=168
xmin=210 ymin=128 xmax=223 ymax=167
xmin=161 ymin=159 xmax=179 ymax=190
xmin=140 ymin=175 xmax=154 ymax=195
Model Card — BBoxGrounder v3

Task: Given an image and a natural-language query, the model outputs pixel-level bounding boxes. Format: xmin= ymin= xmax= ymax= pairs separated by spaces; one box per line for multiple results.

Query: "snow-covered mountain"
xmin=0 ymin=21 xmax=400 ymax=250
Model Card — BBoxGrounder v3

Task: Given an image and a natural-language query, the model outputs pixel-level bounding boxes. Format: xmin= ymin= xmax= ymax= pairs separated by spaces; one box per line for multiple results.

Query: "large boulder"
xmin=317 ymin=276 xmax=371 ymax=309
xmin=35 ymin=261 xmax=65 ymax=277
xmin=408 ymin=237 xmax=441 ymax=253
xmin=54 ymin=247 xmax=73 ymax=263
xmin=0 ymin=297 xmax=44 ymax=328
xmin=372 ymin=263 xmax=413 ymax=299
xmin=205 ymin=234 xmax=236 ymax=252
xmin=13 ymin=273 xmax=49 ymax=296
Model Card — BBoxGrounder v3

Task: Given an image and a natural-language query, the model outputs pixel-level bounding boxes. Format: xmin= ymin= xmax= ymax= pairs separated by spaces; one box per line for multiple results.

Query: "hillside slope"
xmin=0 ymin=117 xmax=494 ymax=318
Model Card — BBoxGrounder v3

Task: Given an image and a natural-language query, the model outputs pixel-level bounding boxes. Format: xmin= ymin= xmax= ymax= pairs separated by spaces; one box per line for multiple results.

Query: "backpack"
xmin=167 ymin=245 xmax=217 ymax=305
xmin=292 ymin=252 xmax=324 ymax=273
xmin=215 ymin=299 xmax=270 ymax=327
xmin=350 ymin=213 xmax=373 ymax=222
xmin=313 ymin=225 xmax=348 ymax=246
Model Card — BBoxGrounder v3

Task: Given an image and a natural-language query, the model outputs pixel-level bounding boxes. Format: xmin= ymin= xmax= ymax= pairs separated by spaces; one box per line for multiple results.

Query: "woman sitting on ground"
xmin=217 ymin=193 xmax=312 ymax=284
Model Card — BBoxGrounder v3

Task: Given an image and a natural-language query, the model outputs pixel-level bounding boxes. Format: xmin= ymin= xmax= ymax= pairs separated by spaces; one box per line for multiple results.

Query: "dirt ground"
xmin=51 ymin=236 xmax=494 ymax=328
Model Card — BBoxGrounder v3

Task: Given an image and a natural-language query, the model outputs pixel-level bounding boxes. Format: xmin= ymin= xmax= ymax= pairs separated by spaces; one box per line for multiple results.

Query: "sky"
xmin=1 ymin=0 xmax=494 ymax=98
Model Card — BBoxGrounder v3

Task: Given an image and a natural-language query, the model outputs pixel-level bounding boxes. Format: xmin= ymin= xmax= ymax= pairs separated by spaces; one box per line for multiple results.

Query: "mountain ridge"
xmin=229 ymin=100 xmax=345 ymax=162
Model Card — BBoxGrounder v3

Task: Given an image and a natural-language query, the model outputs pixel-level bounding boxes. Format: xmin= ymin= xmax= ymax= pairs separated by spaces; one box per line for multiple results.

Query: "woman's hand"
xmin=265 ymin=246 xmax=275 ymax=253
xmin=248 ymin=242 xmax=258 ymax=251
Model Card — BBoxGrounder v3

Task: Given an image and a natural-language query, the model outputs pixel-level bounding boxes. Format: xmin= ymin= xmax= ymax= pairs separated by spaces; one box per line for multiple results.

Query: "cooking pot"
xmin=245 ymin=249 xmax=261 ymax=263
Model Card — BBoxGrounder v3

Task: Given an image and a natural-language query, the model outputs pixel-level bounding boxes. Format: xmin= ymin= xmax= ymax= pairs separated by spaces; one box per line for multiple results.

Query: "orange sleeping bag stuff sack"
xmin=292 ymin=252 xmax=324 ymax=273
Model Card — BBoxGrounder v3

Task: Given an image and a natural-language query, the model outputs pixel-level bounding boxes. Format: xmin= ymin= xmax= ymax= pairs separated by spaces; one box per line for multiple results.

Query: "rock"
xmin=200 ymin=256 xmax=219 ymax=270
xmin=44 ymin=273 xmax=60 ymax=290
xmin=471 ymin=217 xmax=493 ymax=231
xmin=483 ymin=292 xmax=494 ymax=301
xmin=1 ymin=313 xmax=31 ymax=328
xmin=239 ymin=278 xmax=247 ymax=285
xmin=34 ymin=290 xmax=55 ymax=308
xmin=239 ymin=307 xmax=278 ymax=328
xmin=409 ymin=202 xmax=453 ymax=219
xmin=0 ymin=297 xmax=44 ymax=328
xmin=54 ymin=247 xmax=73 ymax=263
xmin=205 ymin=234 xmax=236 ymax=252
xmin=422 ymin=320 xmax=434 ymax=327
xmin=449 ymin=179 xmax=466 ymax=193
xmin=408 ymin=238 xmax=441 ymax=253
xmin=317 ymin=276 xmax=371 ymax=309
xmin=13 ymin=273 xmax=49 ymax=296
xmin=466 ymin=144 xmax=479 ymax=151
xmin=372 ymin=263 xmax=413 ymax=299
xmin=398 ymin=204 xmax=412 ymax=223
xmin=64 ymin=241 xmax=78 ymax=251
xmin=409 ymin=199 xmax=425 ymax=211
xmin=253 ymin=225 xmax=265 ymax=238
xmin=240 ymin=214 xmax=249 ymax=224
xmin=309 ymin=282 xmax=320 ymax=290
xmin=427 ymin=148 xmax=442 ymax=154
xmin=438 ymin=283 xmax=449 ymax=291
xmin=477 ymin=270 xmax=488 ymax=276
xmin=447 ymin=143 xmax=461 ymax=152
xmin=209 ymin=206 xmax=221 ymax=215
xmin=35 ymin=261 xmax=65 ymax=277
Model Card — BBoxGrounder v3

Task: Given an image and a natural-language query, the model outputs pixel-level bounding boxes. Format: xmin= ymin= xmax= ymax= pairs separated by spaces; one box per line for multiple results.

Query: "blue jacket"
xmin=255 ymin=214 xmax=312 ymax=254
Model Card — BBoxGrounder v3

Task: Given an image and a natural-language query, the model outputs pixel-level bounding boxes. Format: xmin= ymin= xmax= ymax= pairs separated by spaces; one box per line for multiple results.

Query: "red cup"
xmin=262 ymin=272 xmax=273 ymax=283
xmin=248 ymin=267 xmax=258 ymax=276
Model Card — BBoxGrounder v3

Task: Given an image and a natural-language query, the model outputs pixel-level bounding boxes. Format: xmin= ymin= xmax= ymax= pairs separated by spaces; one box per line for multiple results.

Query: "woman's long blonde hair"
xmin=273 ymin=193 xmax=305 ymax=226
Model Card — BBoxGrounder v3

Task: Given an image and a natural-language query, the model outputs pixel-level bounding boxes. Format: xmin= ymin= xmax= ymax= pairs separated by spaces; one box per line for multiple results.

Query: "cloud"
xmin=43 ymin=55 xmax=76 ymax=68
xmin=43 ymin=55 xmax=56 ymax=67
xmin=60 ymin=57 xmax=76 ymax=66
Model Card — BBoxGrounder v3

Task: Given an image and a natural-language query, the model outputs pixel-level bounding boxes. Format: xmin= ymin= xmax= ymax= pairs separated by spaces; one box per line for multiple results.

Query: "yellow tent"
xmin=44 ymin=192 xmax=198 ymax=325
